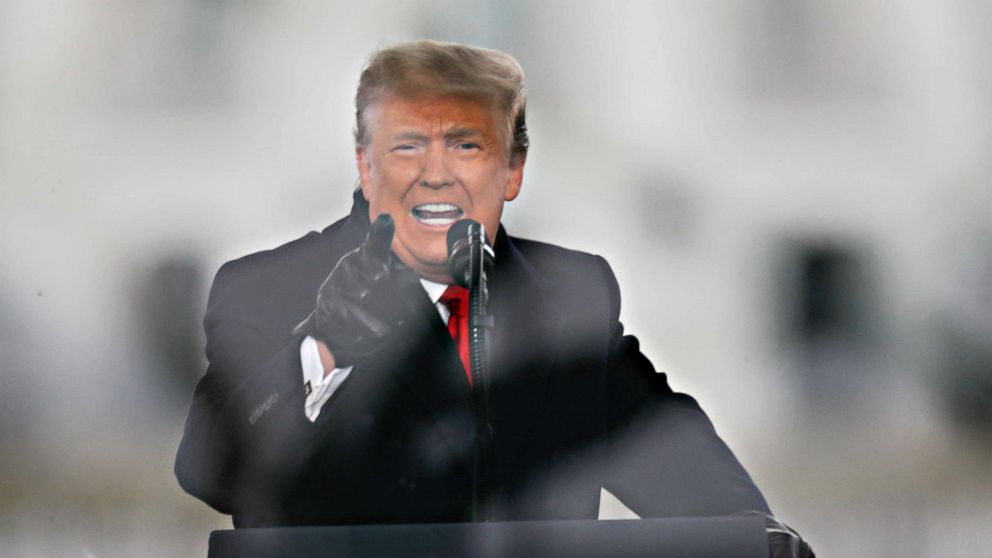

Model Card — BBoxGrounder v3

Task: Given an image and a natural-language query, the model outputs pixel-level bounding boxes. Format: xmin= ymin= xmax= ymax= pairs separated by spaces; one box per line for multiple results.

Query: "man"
xmin=176 ymin=40 xmax=812 ymax=555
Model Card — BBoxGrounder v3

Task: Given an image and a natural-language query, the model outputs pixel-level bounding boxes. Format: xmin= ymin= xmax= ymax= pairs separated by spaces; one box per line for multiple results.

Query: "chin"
xmin=417 ymin=252 xmax=450 ymax=273
xmin=394 ymin=240 xmax=447 ymax=276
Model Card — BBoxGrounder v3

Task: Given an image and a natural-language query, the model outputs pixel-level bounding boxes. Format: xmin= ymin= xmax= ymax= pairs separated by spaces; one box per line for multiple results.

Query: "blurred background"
xmin=2 ymin=1 xmax=991 ymax=556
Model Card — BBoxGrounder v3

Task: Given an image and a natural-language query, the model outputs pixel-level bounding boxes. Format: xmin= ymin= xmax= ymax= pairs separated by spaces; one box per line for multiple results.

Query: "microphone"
xmin=446 ymin=219 xmax=496 ymax=522
xmin=446 ymin=220 xmax=494 ymax=288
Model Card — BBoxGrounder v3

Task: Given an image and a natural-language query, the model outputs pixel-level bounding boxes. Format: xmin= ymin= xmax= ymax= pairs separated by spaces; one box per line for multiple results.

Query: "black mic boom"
xmin=445 ymin=219 xmax=496 ymax=521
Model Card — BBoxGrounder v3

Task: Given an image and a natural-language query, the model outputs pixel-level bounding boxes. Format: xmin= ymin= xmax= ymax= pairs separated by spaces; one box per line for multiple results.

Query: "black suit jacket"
xmin=175 ymin=191 xmax=769 ymax=527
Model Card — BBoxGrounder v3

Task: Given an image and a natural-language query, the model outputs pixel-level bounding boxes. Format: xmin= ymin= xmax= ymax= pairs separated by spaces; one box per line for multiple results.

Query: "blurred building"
xmin=1 ymin=1 xmax=990 ymax=556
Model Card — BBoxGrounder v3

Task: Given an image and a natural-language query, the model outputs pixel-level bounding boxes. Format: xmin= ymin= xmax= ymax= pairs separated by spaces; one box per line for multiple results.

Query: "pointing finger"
xmin=364 ymin=213 xmax=395 ymax=261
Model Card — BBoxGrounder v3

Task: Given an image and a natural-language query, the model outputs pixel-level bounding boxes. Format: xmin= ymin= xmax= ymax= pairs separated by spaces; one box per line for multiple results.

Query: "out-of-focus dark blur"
xmin=2 ymin=2 xmax=990 ymax=556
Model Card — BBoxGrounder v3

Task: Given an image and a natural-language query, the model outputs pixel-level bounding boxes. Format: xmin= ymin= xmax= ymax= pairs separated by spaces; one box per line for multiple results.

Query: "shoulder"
xmin=207 ymin=218 xmax=351 ymax=324
xmin=507 ymin=235 xmax=618 ymax=290
xmin=215 ymin=213 xmax=356 ymax=287
xmin=507 ymin=236 xmax=612 ymax=277
xmin=505 ymin=235 xmax=621 ymax=322
xmin=213 ymin=231 xmax=327 ymax=297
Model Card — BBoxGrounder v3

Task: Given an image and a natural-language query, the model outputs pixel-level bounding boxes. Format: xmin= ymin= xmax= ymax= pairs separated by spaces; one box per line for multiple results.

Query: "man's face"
xmin=357 ymin=94 xmax=524 ymax=283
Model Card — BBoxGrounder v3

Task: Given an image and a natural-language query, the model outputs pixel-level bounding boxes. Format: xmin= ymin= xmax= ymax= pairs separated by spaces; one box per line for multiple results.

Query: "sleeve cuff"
xmin=300 ymin=335 xmax=353 ymax=422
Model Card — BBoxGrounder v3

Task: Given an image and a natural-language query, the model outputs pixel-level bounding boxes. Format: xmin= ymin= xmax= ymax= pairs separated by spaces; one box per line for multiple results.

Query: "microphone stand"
xmin=448 ymin=221 xmax=495 ymax=522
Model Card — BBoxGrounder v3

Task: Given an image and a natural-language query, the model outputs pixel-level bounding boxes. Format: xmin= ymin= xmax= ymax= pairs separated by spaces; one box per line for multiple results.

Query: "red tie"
xmin=440 ymin=285 xmax=472 ymax=385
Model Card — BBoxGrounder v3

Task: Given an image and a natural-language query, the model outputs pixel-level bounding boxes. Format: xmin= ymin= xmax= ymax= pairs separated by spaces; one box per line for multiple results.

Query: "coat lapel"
xmin=487 ymin=230 xmax=566 ymax=471
xmin=378 ymin=287 xmax=478 ymax=473
xmin=365 ymin=226 xmax=568 ymax=478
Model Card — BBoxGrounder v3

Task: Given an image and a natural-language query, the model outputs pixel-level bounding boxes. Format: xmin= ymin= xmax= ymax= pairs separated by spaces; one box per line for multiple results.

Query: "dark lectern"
xmin=208 ymin=517 xmax=768 ymax=558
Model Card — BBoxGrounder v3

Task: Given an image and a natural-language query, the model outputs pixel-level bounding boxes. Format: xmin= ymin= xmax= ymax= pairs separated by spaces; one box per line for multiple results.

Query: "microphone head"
xmin=446 ymin=219 xmax=479 ymax=253
xmin=447 ymin=219 xmax=486 ymax=288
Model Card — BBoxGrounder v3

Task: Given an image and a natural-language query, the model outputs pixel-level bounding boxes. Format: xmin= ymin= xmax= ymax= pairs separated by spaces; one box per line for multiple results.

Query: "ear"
xmin=356 ymin=147 xmax=372 ymax=201
xmin=504 ymin=155 xmax=525 ymax=202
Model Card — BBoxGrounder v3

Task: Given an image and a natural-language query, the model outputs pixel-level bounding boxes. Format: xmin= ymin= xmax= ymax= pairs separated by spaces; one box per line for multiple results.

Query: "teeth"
xmin=416 ymin=203 xmax=460 ymax=212
xmin=412 ymin=203 xmax=463 ymax=225
xmin=417 ymin=216 xmax=458 ymax=225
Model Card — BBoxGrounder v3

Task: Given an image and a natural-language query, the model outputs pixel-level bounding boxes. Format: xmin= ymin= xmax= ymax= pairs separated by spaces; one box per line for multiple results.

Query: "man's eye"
xmin=392 ymin=144 xmax=417 ymax=152
xmin=456 ymin=142 xmax=480 ymax=151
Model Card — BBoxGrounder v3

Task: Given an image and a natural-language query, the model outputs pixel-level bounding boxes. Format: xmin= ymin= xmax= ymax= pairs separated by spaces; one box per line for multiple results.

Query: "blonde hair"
xmin=355 ymin=40 xmax=529 ymax=163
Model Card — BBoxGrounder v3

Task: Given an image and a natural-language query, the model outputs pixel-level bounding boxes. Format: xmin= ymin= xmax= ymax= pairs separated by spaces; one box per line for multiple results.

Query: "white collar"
xmin=420 ymin=278 xmax=450 ymax=304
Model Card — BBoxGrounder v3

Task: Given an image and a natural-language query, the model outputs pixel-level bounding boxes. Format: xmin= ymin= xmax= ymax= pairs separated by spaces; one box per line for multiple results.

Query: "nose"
xmin=418 ymin=144 xmax=453 ymax=189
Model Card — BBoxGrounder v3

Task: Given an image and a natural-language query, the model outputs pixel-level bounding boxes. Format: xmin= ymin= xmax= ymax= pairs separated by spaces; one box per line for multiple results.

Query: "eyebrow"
xmin=390 ymin=131 xmax=430 ymax=142
xmin=443 ymin=127 xmax=483 ymax=141
xmin=389 ymin=127 xmax=484 ymax=142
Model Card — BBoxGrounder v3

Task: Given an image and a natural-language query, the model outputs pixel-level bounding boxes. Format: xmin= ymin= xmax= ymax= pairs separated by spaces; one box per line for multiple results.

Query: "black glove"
xmin=293 ymin=214 xmax=421 ymax=367
xmin=735 ymin=511 xmax=815 ymax=558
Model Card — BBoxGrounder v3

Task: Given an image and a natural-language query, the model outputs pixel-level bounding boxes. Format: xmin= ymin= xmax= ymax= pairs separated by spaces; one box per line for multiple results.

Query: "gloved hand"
xmin=735 ymin=511 xmax=815 ymax=558
xmin=293 ymin=214 xmax=421 ymax=367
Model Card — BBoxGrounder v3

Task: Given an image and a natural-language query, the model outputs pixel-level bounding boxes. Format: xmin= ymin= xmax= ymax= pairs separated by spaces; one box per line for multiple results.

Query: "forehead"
xmin=368 ymin=94 xmax=500 ymax=137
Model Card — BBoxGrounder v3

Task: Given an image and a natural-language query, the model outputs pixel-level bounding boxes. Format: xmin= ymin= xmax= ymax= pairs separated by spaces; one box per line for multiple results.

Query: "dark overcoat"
xmin=175 ymin=191 xmax=769 ymax=527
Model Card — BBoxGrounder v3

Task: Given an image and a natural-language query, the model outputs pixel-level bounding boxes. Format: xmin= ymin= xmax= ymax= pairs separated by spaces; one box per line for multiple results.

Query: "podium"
xmin=208 ymin=517 xmax=768 ymax=558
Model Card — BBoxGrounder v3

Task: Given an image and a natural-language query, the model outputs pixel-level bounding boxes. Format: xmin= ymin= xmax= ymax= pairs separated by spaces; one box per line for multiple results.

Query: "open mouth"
xmin=411 ymin=203 xmax=464 ymax=226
